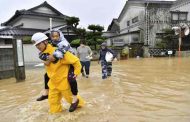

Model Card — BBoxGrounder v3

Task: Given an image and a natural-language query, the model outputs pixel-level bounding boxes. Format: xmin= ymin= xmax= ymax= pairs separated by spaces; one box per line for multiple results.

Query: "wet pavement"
xmin=0 ymin=57 xmax=190 ymax=122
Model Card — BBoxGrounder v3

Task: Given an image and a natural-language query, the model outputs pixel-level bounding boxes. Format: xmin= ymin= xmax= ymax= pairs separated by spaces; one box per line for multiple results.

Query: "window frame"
xmin=127 ymin=20 xmax=130 ymax=26
xmin=171 ymin=11 xmax=188 ymax=22
xmin=132 ymin=16 xmax=139 ymax=23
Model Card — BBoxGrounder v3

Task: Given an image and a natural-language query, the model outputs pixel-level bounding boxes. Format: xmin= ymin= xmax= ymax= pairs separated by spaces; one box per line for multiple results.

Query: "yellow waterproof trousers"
xmin=48 ymin=88 xmax=85 ymax=113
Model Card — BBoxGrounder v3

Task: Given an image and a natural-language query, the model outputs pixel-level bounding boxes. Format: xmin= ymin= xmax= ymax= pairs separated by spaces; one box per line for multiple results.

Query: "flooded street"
xmin=0 ymin=57 xmax=190 ymax=122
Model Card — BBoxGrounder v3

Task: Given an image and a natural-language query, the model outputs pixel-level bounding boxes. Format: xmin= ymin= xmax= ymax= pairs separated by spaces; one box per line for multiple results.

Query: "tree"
xmin=156 ymin=28 xmax=178 ymax=49
xmin=75 ymin=28 xmax=86 ymax=39
xmin=22 ymin=36 xmax=32 ymax=44
xmin=70 ymin=39 xmax=80 ymax=47
xmin=66 ymin=17 xmax=87 ymax=40
xmin=66 ymin=16 xmax=80 ymax=35
xmin=87 ymin=24 xmax=104 ymax=50
xmin=88 ymin=24 xmax=104 ymax=32
xmin=87 ymin=24 xmax=96 ymax=32
xmin=66 ymin=16 xmax=80 ymax=28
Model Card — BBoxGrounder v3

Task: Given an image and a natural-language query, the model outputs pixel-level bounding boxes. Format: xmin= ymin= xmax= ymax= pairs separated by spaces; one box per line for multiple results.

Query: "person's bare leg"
xmin=36 ymin=89 xmax=49 ymax=101
xmin=72 ymin=95 xmax=78 ymax=103
xmin=43 ymin=89 xmax=48 ymax=95
xmin=69 ymin=95 xmax=79 ymax=112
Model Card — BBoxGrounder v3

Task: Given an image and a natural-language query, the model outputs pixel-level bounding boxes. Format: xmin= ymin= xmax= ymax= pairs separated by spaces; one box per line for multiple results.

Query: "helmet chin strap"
xmin=41 ymin=41 xmax=48 ymax=52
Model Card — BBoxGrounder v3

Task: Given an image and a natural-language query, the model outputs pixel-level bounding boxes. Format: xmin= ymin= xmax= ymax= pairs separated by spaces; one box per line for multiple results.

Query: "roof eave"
xmin=1 ymin=10 xmax=21 ymax=26
xmin=118 ymin=1 xmax=128 ymax=22
xmin=1 ymin=1 xmax=70 ymax=26
xmin=28 ymin=1 xmax=66 ymax=17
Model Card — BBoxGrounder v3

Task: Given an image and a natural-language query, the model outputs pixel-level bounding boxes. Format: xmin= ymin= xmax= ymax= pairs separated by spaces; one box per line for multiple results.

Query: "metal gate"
xmin=0 ymin=46 xmax=14 ymax=79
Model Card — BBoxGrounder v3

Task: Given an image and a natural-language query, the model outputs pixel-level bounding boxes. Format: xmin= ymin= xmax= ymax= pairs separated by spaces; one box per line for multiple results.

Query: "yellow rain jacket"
xmin=42 ymin=44 xmax=84 ymax=113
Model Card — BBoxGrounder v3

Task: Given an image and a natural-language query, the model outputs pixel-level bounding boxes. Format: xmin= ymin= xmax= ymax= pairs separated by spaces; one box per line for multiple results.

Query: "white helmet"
xmin=31 ymin=32 xmax=48 ymax=46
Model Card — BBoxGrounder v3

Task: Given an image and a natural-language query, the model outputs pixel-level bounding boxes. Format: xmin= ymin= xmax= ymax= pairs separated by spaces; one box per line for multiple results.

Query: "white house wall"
xmin=107 ymin=35 xmax=130 ymax=46
xmin=32 ymin=7 xmax=57 ymax=15
xmin=102 ymin=32 xmax=117 ymax=38
xmin=109 ymin=1 xmax=190 ymax=48
xmin=108 ymin=33 xmax=140 ymax=47
xmin=23 ymin=44 xmax=41 ymax=63
xmin=11 ymin=16 xmax=66 ymax=29
xmin=8 ymin=16 xmax=22 ymax=27
xmin=119 ymin=3 xmax=145 ymax=34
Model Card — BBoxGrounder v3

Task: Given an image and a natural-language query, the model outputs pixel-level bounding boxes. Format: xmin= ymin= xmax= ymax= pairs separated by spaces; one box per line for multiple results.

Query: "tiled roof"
xmin=0 ymin=27 xmax=45 ymax=36
xmin=1 ymin=1 xmax=69 ymax=26
xmin=107 ymin=19 xmax=120 ymax=31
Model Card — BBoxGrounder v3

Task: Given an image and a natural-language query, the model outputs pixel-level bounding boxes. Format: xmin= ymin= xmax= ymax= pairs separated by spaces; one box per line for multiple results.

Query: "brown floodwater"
xmin=0 ymin=57 xmax=190 ymax=122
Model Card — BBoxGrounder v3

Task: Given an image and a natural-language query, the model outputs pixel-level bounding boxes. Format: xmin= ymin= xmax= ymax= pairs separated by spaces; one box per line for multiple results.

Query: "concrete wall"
xmin=2 ymin=44 xmax=80 ymax=64
xmin=176 ymin=51 xmax=190 ymax=57
xmin=23 ymin=44 xmax=41 ymax=63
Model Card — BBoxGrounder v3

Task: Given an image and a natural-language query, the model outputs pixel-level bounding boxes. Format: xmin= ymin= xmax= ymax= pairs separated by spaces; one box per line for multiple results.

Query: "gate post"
xmin=143 ymin=46 xmax=150 ymax=58
xmin=12 ymin=39 xmax=25 ymax=82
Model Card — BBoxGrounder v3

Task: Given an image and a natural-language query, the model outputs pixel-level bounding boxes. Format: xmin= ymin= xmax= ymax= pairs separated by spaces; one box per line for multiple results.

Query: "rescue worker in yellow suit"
xmin=31 ymin=32 xmax=85 ymax=113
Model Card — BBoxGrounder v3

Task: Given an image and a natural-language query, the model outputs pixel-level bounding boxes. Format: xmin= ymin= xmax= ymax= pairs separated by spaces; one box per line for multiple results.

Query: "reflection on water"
xmin=0 ymin=57 xmax=190 ymax=122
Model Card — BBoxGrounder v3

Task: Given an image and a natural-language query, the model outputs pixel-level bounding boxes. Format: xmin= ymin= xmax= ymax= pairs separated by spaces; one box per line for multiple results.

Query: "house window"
xmin=4 ymin=39 xmax=12 ymax=44
xmin=171 ymin=11 xmax=188 ymax=22
xmin=132 ymin=16 xmax=139 ymax=23
xmin=127 ymin=21 xmax=130 ymax=26
xmin=179 ymin=13 xmax=187 ymax=21
xmin=172 ymin=13 xmax=178 ymax=20
xmin=113 ymin=39 xmax=124 ymax=46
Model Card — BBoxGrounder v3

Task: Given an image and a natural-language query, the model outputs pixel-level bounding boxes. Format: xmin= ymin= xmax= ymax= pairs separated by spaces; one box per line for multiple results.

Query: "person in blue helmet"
xmin=98 ymin=42 xmax=117 ymax=79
